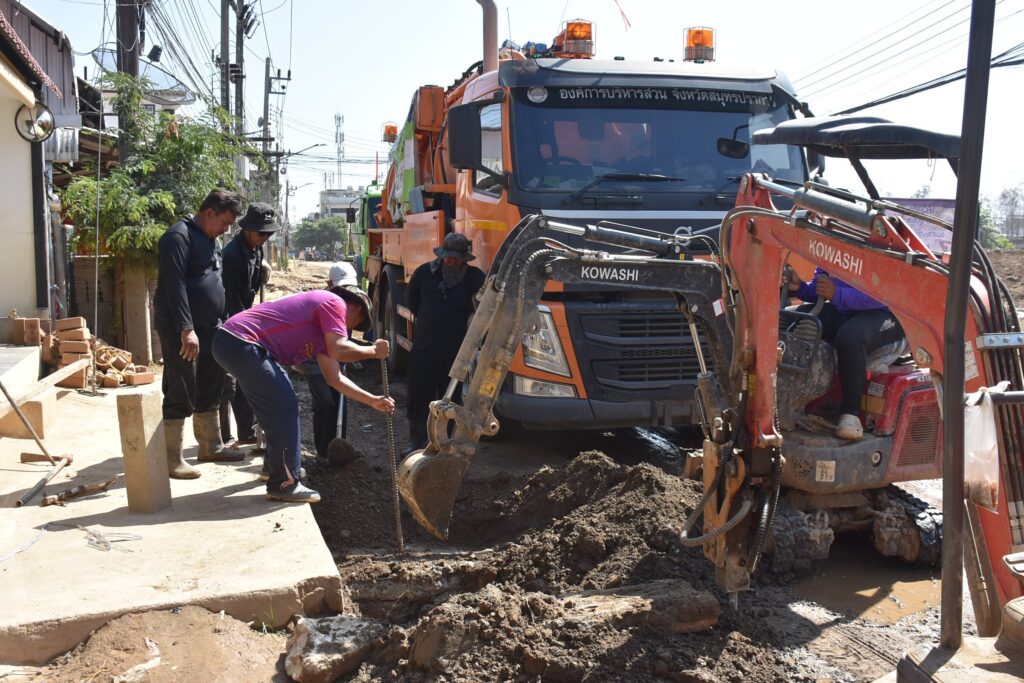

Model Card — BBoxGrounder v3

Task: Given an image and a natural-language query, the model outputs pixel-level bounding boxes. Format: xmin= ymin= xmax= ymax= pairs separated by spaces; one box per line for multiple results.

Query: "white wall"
xmin=0 ymin=92 xmax=45 ymax=338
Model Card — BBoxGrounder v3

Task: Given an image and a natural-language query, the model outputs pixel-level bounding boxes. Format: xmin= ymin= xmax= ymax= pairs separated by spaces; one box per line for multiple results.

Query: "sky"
xmin=24 ymin=0 xmax=1024 ymax=222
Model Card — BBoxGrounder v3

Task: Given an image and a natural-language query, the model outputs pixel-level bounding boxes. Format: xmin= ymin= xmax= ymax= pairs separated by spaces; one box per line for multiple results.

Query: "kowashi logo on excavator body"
xmin=580 ymin=265 xmax=640 ymax=282
xmin=807 ymin=239 xmax=863 ymax=276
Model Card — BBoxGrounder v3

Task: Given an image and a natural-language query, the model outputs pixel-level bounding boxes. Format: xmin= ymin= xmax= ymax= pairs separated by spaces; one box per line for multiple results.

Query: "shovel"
xmin=326 ymin=393 xmax=359 ymax=466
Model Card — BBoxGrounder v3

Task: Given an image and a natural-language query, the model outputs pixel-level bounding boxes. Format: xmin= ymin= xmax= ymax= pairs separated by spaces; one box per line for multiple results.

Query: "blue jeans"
xmin=213 ymin=329 xmax=301 ymax=491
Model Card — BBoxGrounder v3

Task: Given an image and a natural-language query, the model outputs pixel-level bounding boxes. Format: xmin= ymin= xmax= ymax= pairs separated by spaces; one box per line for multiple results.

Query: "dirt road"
xmin=297 ymin=364 xmax=966 ymax=682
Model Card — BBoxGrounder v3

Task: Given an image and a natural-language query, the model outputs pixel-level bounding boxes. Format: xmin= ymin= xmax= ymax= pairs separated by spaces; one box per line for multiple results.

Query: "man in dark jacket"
xmin=219 ymin=202 xmax=279 ymax=447
xmin=154 ymin=189 xmax=246 ymax=479
xmin=405 ymin=232 xmax=486 ymax=450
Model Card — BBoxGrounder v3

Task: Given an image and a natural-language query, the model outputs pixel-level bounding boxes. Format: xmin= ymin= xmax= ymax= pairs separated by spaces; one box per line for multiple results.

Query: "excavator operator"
xmin=786 ymin=267 xmax=906 ymax=440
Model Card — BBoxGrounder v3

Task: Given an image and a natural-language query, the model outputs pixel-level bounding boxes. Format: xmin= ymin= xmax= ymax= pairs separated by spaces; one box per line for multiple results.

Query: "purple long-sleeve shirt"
xmin=795 ymin=267 xmax=888 ymax=315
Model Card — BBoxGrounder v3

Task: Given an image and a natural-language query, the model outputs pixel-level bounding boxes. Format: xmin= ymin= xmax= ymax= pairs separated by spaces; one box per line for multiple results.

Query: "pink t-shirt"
xmin=222 ymin=290 xmax=348 ymax=366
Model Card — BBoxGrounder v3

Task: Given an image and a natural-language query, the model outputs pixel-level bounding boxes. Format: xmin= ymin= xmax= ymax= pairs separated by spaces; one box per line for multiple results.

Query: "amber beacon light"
xmin=684 ymin=26 xmax=715 ymax=63
xmin=554 ymin=19 xmax=595 ymax=58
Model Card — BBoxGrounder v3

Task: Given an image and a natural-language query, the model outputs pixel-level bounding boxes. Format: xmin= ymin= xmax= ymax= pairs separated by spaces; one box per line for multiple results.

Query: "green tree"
xmin=61 ymin=73 xmax=259 ymax=265
xmin=979 ymin=200 xmax=1012 ymax=250
xmin=293 ymin=217 xmax=345 ymax=258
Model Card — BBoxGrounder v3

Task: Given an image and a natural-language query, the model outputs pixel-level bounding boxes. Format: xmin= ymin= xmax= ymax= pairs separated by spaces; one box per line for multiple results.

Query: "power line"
xmin=797 ymin=1 xmax=974 ymax=95
xmin=811 ymin=2 xmax=1022 ymax=104
xmin=792 ymin=0 xmax=958 ymax=83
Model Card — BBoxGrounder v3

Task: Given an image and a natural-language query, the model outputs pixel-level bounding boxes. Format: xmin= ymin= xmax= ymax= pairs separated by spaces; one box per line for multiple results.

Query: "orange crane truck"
xmin=368 ymin=1 xmax=816 ymax=433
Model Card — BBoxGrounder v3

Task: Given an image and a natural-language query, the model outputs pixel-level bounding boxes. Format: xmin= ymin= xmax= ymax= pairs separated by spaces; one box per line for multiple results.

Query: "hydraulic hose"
xmin=679 ymin=444 xmax=754 ymax=547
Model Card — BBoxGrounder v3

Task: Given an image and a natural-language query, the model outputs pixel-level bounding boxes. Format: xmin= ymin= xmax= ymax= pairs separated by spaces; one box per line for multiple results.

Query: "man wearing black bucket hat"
xmin=219 ymin=202 xmax=280 ymax=448
xmin=405 ymin=232 xmax=486 ymax=451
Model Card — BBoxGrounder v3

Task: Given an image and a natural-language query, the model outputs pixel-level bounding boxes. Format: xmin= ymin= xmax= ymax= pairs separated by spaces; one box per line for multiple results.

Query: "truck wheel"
xmin=384 ymin=287 xmax=409 ymax=376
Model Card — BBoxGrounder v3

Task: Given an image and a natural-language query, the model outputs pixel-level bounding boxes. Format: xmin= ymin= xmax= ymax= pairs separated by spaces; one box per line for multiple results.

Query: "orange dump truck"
xmin=368 ymin=3 xmax=813 ymax=431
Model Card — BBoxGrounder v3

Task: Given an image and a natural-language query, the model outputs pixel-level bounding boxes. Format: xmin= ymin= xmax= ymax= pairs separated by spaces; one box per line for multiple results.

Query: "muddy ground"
xmin=985 ymin=249 xmax=1024 ymax=305
xmin=36 ymin=252 xmax=1024 ymax=681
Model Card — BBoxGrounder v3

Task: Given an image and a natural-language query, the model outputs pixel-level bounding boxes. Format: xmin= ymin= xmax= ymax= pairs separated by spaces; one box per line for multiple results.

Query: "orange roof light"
xmin=382 ymin=121 xmax=398 ymax=143
xmin=684 ymin=26 xmax=715 ymax=63
xmin=554 ymin=19 xmax=594 ymax=58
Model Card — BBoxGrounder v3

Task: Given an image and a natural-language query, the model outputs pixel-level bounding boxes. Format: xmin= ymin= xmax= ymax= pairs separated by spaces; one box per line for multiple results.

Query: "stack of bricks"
xmin=55 ymin=317 xmax=94 ymax=388
xmin=11 ymin=316 xmax=43 ymax=347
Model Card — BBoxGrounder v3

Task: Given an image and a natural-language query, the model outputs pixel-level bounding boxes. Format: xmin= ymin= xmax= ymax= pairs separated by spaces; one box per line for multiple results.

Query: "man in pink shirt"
xmin=213 ymin=286 xmax=394 ymax=502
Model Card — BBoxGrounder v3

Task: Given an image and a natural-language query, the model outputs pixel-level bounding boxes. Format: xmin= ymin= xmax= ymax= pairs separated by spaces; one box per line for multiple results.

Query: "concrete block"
xmin=59 ymin=352 xmax=93 ymax=367
xmin=59 ymin=340 xmax=90 ymax=354
xmin=57 ymin=368 xmax=90 ymax=389
xmin=11 ymin=318 xmax=41 ymax=346
xmin=56 ymin=327 xmax=90 ymax=342
xmin=116 ymin=388 xmax=171 ymax=513
xmin=124 ymin=371 xmax=155 ymax=386
xmin=54 ymin=317 xmax=87 ymax=331
xmin=0 ymin=391 xmax=54 ymax=438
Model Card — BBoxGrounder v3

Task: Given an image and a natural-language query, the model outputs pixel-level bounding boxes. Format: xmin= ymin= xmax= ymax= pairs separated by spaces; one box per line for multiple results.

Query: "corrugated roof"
xmin=0 ymin=6 xmax=61 ymax=100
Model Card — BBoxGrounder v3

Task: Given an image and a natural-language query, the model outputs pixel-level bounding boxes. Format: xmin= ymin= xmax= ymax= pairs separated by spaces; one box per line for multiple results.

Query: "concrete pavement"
xmin=0 ymin=382 xmax=343 ymax=665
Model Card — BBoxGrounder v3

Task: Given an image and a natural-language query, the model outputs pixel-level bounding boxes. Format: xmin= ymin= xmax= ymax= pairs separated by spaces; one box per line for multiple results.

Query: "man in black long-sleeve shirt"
xmin=219 ymin=202 xmax=278 ymax=446
xmin=153 ymin=189 xmax=246 ymax=479
xmin=405 ymin=232 xmax=486 ymax=451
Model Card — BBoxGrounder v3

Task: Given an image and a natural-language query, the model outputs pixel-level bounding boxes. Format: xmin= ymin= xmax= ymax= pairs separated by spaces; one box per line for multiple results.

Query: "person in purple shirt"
xmin=787 ymin=267 xmax=904 ymax=440
xmin=213 ymin=286 xmax=395 ymax=503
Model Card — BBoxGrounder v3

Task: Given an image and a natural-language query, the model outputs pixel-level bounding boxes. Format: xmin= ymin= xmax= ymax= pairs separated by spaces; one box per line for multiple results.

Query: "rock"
xmin=563 ymin=579 xmax=719 ymax=633
xmin=407 ymin=602 xmax=478 ymax=671
xmin=285 ymin=615 xmax=388 ymax=683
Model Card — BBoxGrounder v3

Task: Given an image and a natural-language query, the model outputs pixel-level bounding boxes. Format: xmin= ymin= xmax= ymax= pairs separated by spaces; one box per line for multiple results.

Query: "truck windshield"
xmin=510 ymin=87 xmax=804 ymax=200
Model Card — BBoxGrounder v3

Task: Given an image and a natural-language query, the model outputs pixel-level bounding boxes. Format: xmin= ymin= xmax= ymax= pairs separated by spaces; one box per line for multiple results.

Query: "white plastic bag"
xmin=964 ymin=381 xmax=1007 ymax=512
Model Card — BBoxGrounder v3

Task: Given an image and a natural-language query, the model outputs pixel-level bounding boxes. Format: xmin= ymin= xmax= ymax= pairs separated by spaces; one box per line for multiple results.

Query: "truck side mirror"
xmin=346 ymin=207 xmax=357 ymax=223
xmin=448 ymin=103 xmax=483 ymax=171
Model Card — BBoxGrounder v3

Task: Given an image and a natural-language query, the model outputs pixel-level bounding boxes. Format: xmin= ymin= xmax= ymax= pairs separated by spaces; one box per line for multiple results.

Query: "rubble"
xmin=286 ymin=615 xmax=389 ymax=683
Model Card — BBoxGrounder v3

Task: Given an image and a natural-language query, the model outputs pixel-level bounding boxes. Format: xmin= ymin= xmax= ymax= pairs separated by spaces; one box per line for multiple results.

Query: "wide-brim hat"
xmin=239 ymin=202 xmax=282 ymax=233
xmin=334 ymin=285 xmax=373 ymax=332
xmin=433 ymin=232 xmax=476 ymax=261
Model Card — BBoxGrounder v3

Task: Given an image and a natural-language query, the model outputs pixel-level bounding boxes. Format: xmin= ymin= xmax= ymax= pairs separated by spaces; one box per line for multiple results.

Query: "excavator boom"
xmin=398 ymin=215 xmax=734 ymax=539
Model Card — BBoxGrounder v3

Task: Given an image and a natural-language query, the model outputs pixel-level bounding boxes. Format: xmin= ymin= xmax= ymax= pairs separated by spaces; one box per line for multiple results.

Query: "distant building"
xmin=320 ymin=186 xmax=363 ymax=220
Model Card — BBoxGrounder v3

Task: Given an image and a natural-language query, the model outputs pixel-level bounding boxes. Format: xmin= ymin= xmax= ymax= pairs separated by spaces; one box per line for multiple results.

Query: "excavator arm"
xmin=397 ymin=214 xmax=735 ymax=540
xmin=724 ymin=168 xmax=1024 ymax=614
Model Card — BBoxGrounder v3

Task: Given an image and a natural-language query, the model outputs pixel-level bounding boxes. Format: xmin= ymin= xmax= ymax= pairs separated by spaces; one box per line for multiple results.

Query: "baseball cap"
xmin=328 ymin=261 xmax=358 ymax=287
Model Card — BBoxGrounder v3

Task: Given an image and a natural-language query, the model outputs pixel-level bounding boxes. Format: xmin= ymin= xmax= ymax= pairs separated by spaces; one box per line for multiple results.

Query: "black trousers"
xmin=159 ymin=327 xmax=225 ymax=420
xmin=220 ymin=375 xmax=256 ymax=442
xmin=797 ymin=303 xmax=905 ymax=414
xmin=407 ymin=350 xmax=455 ymax=448
xmin=303 ymin=372 xmax=342 ymax=458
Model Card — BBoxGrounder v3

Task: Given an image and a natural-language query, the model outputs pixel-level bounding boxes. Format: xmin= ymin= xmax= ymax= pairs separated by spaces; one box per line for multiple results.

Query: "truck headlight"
xmin=513 ymin=374 xmax=577 ymax=398
xmin=522 ymin=307 xmax=571 ymax=377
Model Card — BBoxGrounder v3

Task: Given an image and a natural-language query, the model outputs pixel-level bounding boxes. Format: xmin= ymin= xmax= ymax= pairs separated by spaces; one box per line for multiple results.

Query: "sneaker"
xmin=266 ymin=482 xmax=321 ymax=504
xmin=836 ymin=414 xmax=864 ymax=441
xmin=258 ymin=463 xmax=306 ymax=481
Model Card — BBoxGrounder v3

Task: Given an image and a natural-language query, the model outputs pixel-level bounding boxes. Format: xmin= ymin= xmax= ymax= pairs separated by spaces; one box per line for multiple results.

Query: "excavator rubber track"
xmin=884 ymin=485 xmax=943 ymax=568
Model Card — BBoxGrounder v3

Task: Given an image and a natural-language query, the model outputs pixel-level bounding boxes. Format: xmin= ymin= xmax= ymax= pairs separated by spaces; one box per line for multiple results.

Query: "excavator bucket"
xmin=397 ymin=449 xmax=471 ymax=540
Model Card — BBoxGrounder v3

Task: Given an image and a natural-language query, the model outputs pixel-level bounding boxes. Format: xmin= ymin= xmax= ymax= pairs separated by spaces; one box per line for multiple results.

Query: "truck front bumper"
xmin=496 ymin=392 xmax=697 ymax=430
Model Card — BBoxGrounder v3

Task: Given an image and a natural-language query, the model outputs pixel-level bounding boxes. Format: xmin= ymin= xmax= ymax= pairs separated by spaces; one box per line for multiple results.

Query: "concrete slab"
xmin=0 ymin=344 xmax=41 ymax=395
xmin=0 ymin=387 xmax=343 ymax=665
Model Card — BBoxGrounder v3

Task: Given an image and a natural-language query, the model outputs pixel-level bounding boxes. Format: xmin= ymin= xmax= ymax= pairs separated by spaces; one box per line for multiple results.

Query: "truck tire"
xmin=384 ymin=287 xmax=409 ymax=376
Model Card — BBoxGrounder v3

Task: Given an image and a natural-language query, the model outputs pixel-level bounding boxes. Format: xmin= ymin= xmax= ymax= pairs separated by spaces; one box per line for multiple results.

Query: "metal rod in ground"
xmin=381 ymin=358 xmax=404 ymax=552
xmin=0 ymin=377 xmax=56 ymax=465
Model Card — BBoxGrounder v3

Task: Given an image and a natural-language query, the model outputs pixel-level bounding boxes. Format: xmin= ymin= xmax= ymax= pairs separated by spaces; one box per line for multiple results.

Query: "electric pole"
xmin=260 ymin=64 xmax=290 ymax=201
xmin=335 ymin=113 xmax=344 ymax=188
xmin=116 ymin=0 xmax=140 ymax=77
xmin=234 ymin=0 xmax=246 ymax=135
xmin=220 ymin=0 xmax=230 ymax=112
xmin=261 ymin=57 xmax=271 ymax=156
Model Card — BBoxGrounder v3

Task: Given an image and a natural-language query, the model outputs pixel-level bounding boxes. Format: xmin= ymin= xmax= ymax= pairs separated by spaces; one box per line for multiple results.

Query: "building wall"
xmin=0 ymin=92 xmax=45 ymax=337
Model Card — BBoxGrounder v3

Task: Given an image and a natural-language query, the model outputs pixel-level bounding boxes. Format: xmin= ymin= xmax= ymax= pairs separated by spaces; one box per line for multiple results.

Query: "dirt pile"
xmin=304 ymin=451 xmax=812 ymax=682
xmin=37 ymin=606 xmax=286 ymax=682
xmin=987 ymin=248 xmax=1024 ymax=305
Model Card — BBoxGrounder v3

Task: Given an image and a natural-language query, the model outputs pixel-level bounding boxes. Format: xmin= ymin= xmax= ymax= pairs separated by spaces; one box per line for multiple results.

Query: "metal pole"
xmin=261 ymin=58 xmax=271 ymax=202
xmin=940 ymin=0 xmax=996 ymax=652
xmin=220 ymin=0 xmax=231 ymax=112
xmin=234 ymin=0 xmax=245 ymax=136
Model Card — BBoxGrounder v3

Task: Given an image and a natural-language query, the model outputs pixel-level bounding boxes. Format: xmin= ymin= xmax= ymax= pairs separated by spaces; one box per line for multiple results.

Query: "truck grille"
xmin=575 ymin=308 xmax=701 ymax=394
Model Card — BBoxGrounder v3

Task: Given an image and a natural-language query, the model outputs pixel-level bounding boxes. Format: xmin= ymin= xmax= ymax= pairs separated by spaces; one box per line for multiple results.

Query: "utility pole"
xmin=284 ymin=178 xmax=291 ymax=262
xmin=233 ymin=0 xmax=246 ymax=135
xmin=116 ymin=1 xmax=140 ymax=77
xmin=335 ymin=113 xmax=344 ymax=188
xmin=260 ymin=64 xmax=291 ymax=201
xmin=220 ymin=0 xmax=230 ymax=112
